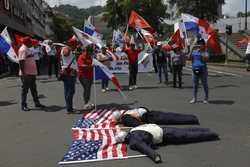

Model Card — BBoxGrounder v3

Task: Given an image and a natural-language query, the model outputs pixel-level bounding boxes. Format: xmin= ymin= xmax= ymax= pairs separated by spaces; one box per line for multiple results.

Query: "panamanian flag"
xmin=93 ymin=58 xmax=122 ymax=93
xmin=0 ymin=27 xmax=18 ymax=63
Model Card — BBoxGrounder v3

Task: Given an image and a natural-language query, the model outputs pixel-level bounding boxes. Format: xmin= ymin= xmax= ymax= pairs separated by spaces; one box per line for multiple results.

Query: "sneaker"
xmin=35 ymin=103 xmax=45 ymax=108
xmin=21 ymin=106 xmax=30 ymax=112
xmin=203 ymin=100 xmax=208 ymax=104
xmin=101 ymin=89 xmax=106 ymax=93
xmin=105 ymin=87 xmax=109 ymax=91
xmin=189 ymin=98 xmax=197 ymax=104
xmin=67 ymin=111 xmax=75 ymax=114
xmin=153 ymin=154 xmax=162 ymax=163
xmin=134 ymin=85 xmax=138 ymax=89
xmin=129 ymin=86 xmax=133 ymax=90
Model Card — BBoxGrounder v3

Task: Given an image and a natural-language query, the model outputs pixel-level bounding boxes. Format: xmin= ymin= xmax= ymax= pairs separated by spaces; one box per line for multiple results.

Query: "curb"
xmin=0 ymin=72 xmax=10 ymax=79
xmin=207 ymin=63 xmax=246 ymax=69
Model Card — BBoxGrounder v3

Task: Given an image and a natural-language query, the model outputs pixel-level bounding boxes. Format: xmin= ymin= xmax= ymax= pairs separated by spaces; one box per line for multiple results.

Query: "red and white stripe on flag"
xmin=72 ymin=128 xmax=128 ymax=159
xmin=82 ymin=109 xmax=126 ymax=128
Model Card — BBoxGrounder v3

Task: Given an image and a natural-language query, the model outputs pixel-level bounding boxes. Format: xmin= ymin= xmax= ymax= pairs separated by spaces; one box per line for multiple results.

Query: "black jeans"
xmin=162 ymin=127 xmax=219 ymax=145
xmin=101 ymin=79 xmax=109 ymax=89
xmin=63 ymin=75 xmax=76 ymax=112
xmin=127 ymin=128 xmax=218 ymax=162
xmin=129 ymin=64 xmax=138 ymax=86
xmin=157 ymin=63 xmax=168 ymax=83
xmin=79 ymin=77 xmax=93 ymax=104
xmin=35 ymin=60 xmax=40 ymax=75
xmin=21 ymin=75 xmax=40 ymax=107
xmin=48 ymin=56 xmax=58 ymax=77
xmin=142 ymin=111 xmax=200 ymax=125
xmin=172 ymin=65 xmax=183 ymax=87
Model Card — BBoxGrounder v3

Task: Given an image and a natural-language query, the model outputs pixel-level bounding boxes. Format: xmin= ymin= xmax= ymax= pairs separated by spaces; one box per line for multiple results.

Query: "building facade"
xmin=0 ymin=0 xmax=54 ymax=39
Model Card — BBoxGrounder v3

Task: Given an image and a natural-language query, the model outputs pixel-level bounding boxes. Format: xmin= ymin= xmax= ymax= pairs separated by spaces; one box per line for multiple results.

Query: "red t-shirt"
xmin=77 ymin=52 xmax=93 ymax=80
xmin=124 ymin=48 xmax=142 ymax=65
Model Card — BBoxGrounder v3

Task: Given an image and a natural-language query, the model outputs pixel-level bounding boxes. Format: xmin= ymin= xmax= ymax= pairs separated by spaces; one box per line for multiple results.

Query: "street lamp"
xmin=245 ymin=0 xmax=248 ymax=30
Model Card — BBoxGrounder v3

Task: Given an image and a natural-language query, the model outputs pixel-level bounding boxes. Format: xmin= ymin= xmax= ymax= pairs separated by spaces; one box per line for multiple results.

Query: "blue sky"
xmin=46 ymin=0 xmax=250 ymax=16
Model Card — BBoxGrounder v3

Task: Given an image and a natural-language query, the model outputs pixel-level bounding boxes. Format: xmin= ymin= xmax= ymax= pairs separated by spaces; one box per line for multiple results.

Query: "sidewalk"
xmin=207 ymin=62 xmax=247 ymax=69
xmin=0 ymin=72 xmax=10 ymax=79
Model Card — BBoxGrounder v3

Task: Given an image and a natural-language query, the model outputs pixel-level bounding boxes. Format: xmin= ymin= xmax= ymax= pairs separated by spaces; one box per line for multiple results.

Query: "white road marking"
xmin=184 ymin=65 xmax=242 ymax=77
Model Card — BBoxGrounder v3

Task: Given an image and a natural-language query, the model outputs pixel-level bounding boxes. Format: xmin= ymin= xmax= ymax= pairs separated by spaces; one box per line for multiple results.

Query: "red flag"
xmin=15 ymin=34 xmax=24 ymax=45
xmin=31 ymin=39 xmax=39 ymax=47
xmin=168 ymin=30 xmax=185 ymax=49
xmin=128 ymin=10 xmax=154 ymax=32
xmin=207 ymin=32 xmax=221 ymax=54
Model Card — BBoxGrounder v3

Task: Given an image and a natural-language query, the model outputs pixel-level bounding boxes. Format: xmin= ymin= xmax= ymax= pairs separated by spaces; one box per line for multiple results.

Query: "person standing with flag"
xmin=96 ymin=47 xmax=112 ymax=92
xmin=124 ymin=38 xmax=143 ymax=90
xmin=245 ymin=41 xmax=250 ymax=71
xmin=77 ymin=44 xmax=94 ymax=110
xmin=60 ymin=41 xmax=78 ymax=114
xmin=188 ymin=38 xmax=209 ymax=104
xmin=18 ymin=37 xmax=45 ymax=111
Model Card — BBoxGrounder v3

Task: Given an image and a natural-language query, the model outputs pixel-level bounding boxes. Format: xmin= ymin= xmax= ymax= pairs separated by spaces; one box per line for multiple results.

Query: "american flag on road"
xmin=73 ymin=109 xmax=126 ymax=129
xmin=59 ymin=109 xmax=130 ymax=165
xmin=60 ymin=128 xmax=128 ymax=164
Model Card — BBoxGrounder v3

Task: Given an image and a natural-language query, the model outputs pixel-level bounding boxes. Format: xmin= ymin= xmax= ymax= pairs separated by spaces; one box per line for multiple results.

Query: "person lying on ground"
xmin=112 ymin=107 xmax=200 ymax=127
xmin=115 ymin=124 xmax=219 ymax=163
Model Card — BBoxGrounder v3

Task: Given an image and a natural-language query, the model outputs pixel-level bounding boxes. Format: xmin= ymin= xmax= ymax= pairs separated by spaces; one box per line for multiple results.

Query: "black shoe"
xmin=21 ymin=106 xmax=30 ymax=111
xmin=35 ymin=103 xmax=45 ymax=108
xmin=153 ymin=154 xmax=162 ymax=163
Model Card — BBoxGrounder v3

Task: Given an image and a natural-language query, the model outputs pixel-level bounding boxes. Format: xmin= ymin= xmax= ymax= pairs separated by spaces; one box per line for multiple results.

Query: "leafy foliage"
xmin=104 ymin=0 xmax=168 ymax=33
xmin=51 ymin=5 xmax=104 ymax=42
xmin=169 ymin=0 xmax=225 ymax=21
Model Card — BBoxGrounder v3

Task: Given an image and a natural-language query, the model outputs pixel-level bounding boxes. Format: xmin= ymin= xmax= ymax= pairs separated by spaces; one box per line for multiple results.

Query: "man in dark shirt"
xmin=153 ymin=42 xmax=169 ymax=84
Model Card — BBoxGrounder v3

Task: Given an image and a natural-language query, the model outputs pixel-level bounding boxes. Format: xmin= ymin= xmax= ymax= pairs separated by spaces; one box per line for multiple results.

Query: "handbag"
xmin=193 ymin=66 xmax=203 ymax=75
xmin=58 ymin=57 xmax=75 ymax=81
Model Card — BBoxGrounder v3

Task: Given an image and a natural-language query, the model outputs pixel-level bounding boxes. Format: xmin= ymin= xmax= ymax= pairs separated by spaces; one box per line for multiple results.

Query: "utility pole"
xmin=245 ymin=0 xmax=248 ymax=30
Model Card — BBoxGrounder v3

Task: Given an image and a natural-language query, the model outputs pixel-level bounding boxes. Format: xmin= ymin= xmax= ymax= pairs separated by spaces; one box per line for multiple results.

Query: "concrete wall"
xmin=214 ymin=17 xmax=250 ymax=33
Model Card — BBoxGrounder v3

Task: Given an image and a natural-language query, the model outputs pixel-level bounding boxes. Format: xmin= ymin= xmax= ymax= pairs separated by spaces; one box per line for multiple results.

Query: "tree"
xmin=52 ymin=14 xmax=73 ymax=42
xmin=104 ymin=0 xmax=168 ymax=33
xmin=169 ymin=0 xmax=225 ymax=21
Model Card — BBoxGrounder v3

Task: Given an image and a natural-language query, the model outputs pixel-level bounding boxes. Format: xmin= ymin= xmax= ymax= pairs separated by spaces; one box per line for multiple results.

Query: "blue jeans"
xmin=102 ymin=79 xmax=109 ymax=89
xmin=157 ymin=63 xmax=168 ymax=82
xmin=192 ymin=67 xmax=208 ymax=100
xmin=63 ymin=75 xmax=76 ymax=112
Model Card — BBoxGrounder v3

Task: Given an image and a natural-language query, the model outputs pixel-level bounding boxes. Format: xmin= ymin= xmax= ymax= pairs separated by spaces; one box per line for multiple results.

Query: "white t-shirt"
xmin=31 ymin=47 xmax=40 ymax=60
xmin=246 ymin=42 xmax=250 ymax=54
xmin=124 ymin=108 xmax=147 ymax=118
xmin=18 ymin=45 xmax=37 ymax=75
xmin=130 ymin=124 xmax=163 ymax=144
xmin=60 ymin=47 xmax=77 ymax=70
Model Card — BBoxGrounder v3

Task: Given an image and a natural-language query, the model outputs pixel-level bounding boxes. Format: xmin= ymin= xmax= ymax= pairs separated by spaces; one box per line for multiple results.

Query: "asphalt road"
xmin=0 ymin=66 xmax=250 ymax=167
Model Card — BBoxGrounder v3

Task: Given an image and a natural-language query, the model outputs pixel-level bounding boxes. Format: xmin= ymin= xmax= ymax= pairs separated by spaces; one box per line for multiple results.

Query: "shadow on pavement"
xmin=7 ymin=85 xmax=21 ymax=88
xmin=209 ymin=100 xmax=235 ymax=105
xmin=44 ymin=105 xmax=66 ymax=112
xmin=213 ymin=84 xmax=240 ymax=89
xmin=38 ymin=94 xmax=47 ymax=99
xmin=39 ymin=79 xmax=59 ymax=84
xmin=110 ymin=85 xmax=161 ymax=91
xmin=96 ymin=101 xmax=138 ymax=110
xmin=0 ymin=100 xmax=17 ymax=106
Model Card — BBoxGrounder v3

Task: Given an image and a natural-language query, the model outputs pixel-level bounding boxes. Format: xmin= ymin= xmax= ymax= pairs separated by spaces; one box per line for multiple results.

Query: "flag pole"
xmin=93 ymin=64 xmax=97 ymax=111
xmin=136 ymin=29 xmax=152 ymax=50
xmin=123 ymin=24 xmax=129 ymax=41
xmin=58 ymin=155 xmax=147 ymax=165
